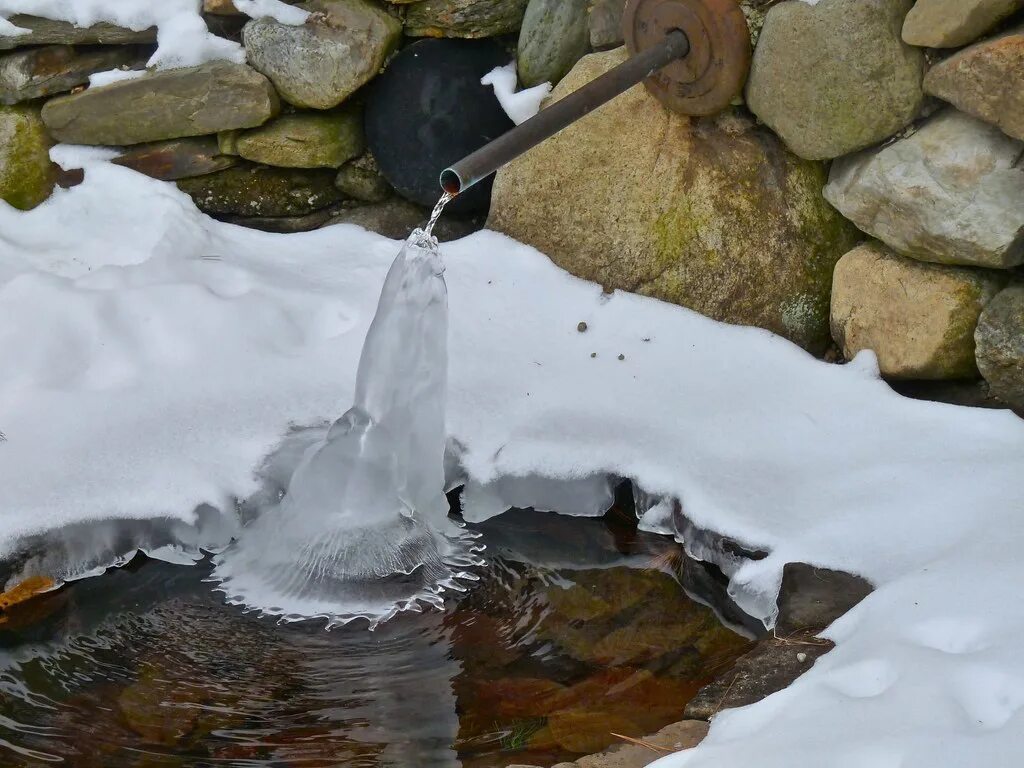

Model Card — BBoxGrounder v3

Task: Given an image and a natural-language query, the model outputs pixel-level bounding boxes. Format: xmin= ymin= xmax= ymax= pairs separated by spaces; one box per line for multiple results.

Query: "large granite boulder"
xmin=41 ymin=61 xmax=279 ymax=145
xmin=404 ymin=0 xmax=529 ymax=37
xmin=831 ymin=242 xmax=1008 ymax=379
xmin=0 ymin=104 xmax=56 ymax=210
xmin=924 ymin=26 xmax=1024 ymax=142
xmin=0 ymin=15 xmax=156 ymax=49
xmin=243 ymin=0 xmax=402 ymax=109
xmin=975 ymin=284 xmax=1024 ymax=409
xmin=488 ymin=48 xmax=860 ymax=353
xmin=517 ymin=0 xmax=589 ymax=87
xmin=824 ymin=110 xmax=1024 ymax=270
xmin=745 ymin=0 xmax=924 ymax=160
xmin=0 ymin=45 xmax=145 ymax=104
xmin=230 ymin=107 xmax=364 ymax=168
xmin=903 ymin=0 xmax=1024 ymax=48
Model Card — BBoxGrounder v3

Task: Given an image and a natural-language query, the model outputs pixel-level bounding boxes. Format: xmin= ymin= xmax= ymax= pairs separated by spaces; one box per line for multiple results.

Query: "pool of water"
xmin=0 ymin=508 xmax=756 ymax=767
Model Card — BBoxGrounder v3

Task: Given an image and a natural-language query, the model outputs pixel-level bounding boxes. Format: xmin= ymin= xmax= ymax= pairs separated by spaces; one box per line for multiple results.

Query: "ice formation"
xmin=211 ymin=228 xmax=483 ymax=627
xmin=481 ymin=62 xmax=552 ymax=125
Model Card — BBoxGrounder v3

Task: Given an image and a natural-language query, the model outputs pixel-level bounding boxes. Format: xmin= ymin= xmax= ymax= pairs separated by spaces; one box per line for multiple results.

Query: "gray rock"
xmin=824 ymin=109 xmax=1024 ymax=270
xmin=335 ymin=152 xmax=391 ymax=201
xmin=0 ymin=15 xmax=156 ymax=50
xmin=243 ymin=0 xmax=402 ymax=109
xmin=975 ymin=284 xmax=1024 ymax=410
xmin=0 ymin=104 xmax=56 ymax=210
xmin=219 ymin=203 xmax=346 ymax=232
xmin=112 ymin=136 xmax=238 ymax=181
xmin=176 ymin=163 xmax=342 ymax=216
xmin=517 ymin=0 xmax=589 ymax=87
xmin=0 ymin=45 xmax=146 ymax=104
xmin=404 ymin=0 xmax=529 ymax=38
xmin=588 ymin=0 xmax=624 ymax=50
xmin=41 ymin=61 xmax=279 ymax=146
xmin=775 ymin=563 xmax=873 ymax=637
xmin=745 ymin=0 xmax=924 ymax=160
xmin=739 ymin=0 xmax=784 ymax=47
xmin=488 ymin=48 xmax=861 ymax=353
xmin=924 ymin=26 xmax=1024 ymax=142
xmin=684 ymin=636 xmax=832 ymax=720
xmin=327 ymin=195 xmax=482 ymax=240
xmin=830 ymin=242 xmax=1008 ymax=379
xmin=903 ymin=0 xmax=1024 ymax=48
xmin=233 ymin=107 xmax=364 ymax=168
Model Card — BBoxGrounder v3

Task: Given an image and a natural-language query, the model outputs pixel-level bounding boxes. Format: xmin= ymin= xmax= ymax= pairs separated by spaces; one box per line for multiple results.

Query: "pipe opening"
xmin=439 ymin=169 xmax=463 ymax=196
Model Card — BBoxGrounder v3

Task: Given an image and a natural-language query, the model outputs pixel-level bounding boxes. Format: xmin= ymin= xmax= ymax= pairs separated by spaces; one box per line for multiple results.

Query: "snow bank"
xmin=2 ymin=149 xmax=1024 ymax=767
xmin=0 ymin=0 xmax=306 ymax=69
xmin=482 ymin=62 xmax=551 ymax=125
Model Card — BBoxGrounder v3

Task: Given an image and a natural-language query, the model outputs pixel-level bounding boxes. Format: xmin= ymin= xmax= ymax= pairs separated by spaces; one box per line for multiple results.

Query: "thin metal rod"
xmin=440 ymin=29 xmax=691 ymax=196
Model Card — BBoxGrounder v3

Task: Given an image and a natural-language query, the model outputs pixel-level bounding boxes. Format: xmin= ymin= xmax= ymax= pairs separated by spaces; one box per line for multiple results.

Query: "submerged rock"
xmin=404 ymin=0 xmax=529 ymax=38
xmin=232 ymin=107 xmax=364 ymax=168
xmin=176 ymin=163 xmax=342 ymax=216
xmin=112 ymin=136 xmax=238 ymax=181
xmin=517 ymin=0 xmax=590 ymax=87
xmin=488 ymin=48 xmax=860 ymax=353
xmin=975 ymin=284 xmax=1024 ymax=410
xmin=41 ymin=61 xmax=279 ymax=146
xmin=824 ymin=110 xmax=1024 ymax=270
xmin=243 ymin=0 xmax=402 ymax=109
xmin=924 ymin=26 xmax=1024 ymax=142
xmin=745 ymin=0 xmax=924 ymax=160
xmin=831 ymin=243 xmax=1008 ymax=379
xmin=0 ymin=15 xmax=156 ymax=50
xmin=0 ymin=104 xmax=57 ymax=210
xmin=0 ymin=45 xmax=146 ymax=105
xmin=902 ymin=0 xmax=1024 ymax=48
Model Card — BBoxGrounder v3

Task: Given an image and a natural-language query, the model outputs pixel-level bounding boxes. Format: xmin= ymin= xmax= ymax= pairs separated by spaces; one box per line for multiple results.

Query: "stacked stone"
xmin=488 ymin=0 xmax=1024 ymax=414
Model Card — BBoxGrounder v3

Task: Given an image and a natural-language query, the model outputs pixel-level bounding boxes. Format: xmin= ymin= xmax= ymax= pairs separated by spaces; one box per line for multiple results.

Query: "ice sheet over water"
xmin=211 ymin=225 xmax=483 ymax=627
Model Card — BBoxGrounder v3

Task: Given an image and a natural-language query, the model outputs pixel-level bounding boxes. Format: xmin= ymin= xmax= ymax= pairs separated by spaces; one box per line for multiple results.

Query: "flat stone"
xmin=588 ymin=0 xmax=625 ymax=49
xmin=233 ymin=107 xmax=364 ymax=168
xmin=924 ymin=26 xmax=1024 ymax=142
xmin=0 ymin=104 xmax=56 ymax=211
xmin=0 ymin=15 xmax=157 ymax=50
xmin=573 ymin=721 xmax=708 ymax=768
xmin=824 ymin=109 xmax=1024 ymax=269
xmin=243 ymin=0 xmax=402 ymax=109
xmin=831 ymin=243 xmax=1008 ymax=379
xmin=517 ymin=0 xmax=589 ymax=87
xmin=112 ymin=136 xmax=238 ymax=181
xmin=775 ymin=563 xmax=873 ymax=637
xmin=684 ymin=636 xmax=832 ymax=720
xmin=0 ymin=45 xmax=146 ymax=105
xmin=975 ymin=284 xmax=1024 ymax=410
xmin=335 ymin=152 xmax=391 ymax=201
xmin=488 ymin=48 xmax=860 ymax=353
xmin=326 ymin=195 xmax=483 ymax=240
xmin=745 ymin=0 xmax=924 ymax=160
xmin=219 ymin=202 xmax=345 ymax=232
xmin=404 ymin=0 xmax=529 ymax=38
xmin=41 ymin=61 xmax=279 ymax=146
xmin=903 ymin=0 xmax=1024 ymax=48
xmin=176 ymin=163 xmax=342 ymax=217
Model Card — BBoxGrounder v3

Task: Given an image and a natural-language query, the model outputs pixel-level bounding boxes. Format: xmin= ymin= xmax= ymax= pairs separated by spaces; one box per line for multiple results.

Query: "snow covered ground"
xmin=2 ymin=146 xmax=1024 ymax=767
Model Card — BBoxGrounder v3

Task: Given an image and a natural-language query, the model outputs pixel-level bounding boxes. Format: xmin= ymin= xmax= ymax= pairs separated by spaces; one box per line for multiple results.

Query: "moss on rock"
xmin=0 ymin=104 xmax=56 ymax=210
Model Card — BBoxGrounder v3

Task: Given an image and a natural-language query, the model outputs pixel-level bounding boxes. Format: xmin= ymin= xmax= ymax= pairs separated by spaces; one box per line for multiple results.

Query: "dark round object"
xmin=623 ymin=0 xmax=751 ymax=116
xmin=365 ymin=38 xmax=514 ymax=215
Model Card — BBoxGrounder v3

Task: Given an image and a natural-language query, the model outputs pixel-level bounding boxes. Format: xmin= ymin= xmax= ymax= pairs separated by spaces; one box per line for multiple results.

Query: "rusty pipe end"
xmin=439 ymin=168 xmax=463 ymax=196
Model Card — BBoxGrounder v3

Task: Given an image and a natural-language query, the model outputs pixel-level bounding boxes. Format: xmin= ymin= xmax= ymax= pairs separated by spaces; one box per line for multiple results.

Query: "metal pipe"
xmin=440 ymin=29 xmax=691 ymax=196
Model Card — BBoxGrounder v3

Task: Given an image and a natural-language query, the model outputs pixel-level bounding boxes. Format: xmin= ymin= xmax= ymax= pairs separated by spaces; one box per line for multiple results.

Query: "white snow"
xmin=482 ymin=62 xmax=552 ymax=125
xmin=88 ymin=68 xmax=146 ymax=87
xmin=0 ymin=0 xmax=304 ymax=69
xmin=2 ymin=148 xmax=1024 ymax=767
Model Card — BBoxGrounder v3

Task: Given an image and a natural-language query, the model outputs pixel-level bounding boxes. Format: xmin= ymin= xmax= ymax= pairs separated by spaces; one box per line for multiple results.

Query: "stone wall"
xmin=0 ymin=0 xmax=1021 ymax=410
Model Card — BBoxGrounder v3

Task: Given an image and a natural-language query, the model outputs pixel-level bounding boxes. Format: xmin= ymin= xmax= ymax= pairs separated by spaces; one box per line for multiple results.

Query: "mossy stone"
xmin=0 ymin=104 xmax=56 ymax=210
xmin=177 ymin=163 xmax=343 ymax=217
xmin=488 ymin=49 xmax=860 ymax=353
xmin=233 ymin=107 xmax=365 ymax=169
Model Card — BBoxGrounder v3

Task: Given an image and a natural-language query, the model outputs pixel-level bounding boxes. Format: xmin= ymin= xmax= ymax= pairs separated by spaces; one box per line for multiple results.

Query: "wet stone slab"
xmin=112 ymin=136 xmax=239 ymax=181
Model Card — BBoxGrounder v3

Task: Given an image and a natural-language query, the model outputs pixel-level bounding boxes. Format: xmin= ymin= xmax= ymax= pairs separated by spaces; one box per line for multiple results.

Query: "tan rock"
xmin=830 ymin=243 xmax=1008 ymax=379
xmin=903 ymin=0 xmax=1024 ymax=48
xmin=574 ymin=721 xmax=708 ymax=768
xmin=487 ymin=48 xmax=860 ymax=353
xmin=924 ymin=26 xmax=1024 ymax=142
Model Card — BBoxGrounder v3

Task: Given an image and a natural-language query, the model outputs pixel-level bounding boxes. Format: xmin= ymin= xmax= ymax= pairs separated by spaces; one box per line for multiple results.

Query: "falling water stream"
xmin=211 ymin=193 xmax=478 ymax=627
